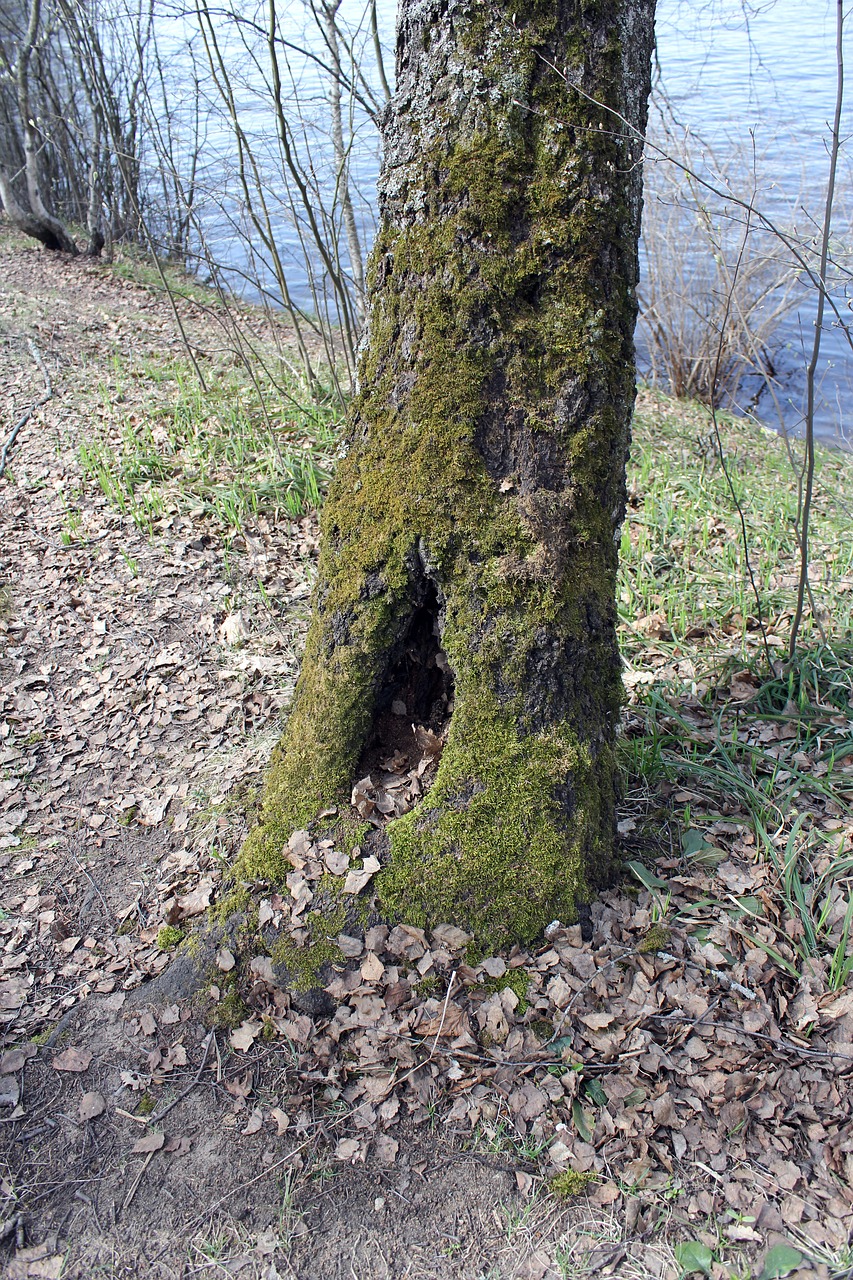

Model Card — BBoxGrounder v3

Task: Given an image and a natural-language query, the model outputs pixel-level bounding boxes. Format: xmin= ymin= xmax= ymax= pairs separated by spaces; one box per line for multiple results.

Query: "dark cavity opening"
xmin=355 ymin=581 xmax=455 ymax=793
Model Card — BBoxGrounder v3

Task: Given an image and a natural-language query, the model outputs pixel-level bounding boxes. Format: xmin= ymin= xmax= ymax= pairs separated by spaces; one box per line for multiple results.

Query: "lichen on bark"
xmin=239 ymin=0 xmax=656 ymax=952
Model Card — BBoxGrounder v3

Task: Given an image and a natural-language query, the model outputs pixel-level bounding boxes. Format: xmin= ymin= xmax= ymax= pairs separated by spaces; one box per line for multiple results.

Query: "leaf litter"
xmin=1 ymin=236 xmax=852 ymax=1278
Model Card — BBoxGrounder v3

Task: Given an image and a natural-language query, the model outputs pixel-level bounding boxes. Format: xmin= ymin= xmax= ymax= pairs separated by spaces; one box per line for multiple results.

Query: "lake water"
xmin=184 ymin=0 xmax=853 ymax=444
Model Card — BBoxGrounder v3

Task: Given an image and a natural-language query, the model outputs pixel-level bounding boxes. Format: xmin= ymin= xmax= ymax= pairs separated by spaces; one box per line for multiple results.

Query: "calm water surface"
xmin=193 ymin=0 xmax=852 ymax=443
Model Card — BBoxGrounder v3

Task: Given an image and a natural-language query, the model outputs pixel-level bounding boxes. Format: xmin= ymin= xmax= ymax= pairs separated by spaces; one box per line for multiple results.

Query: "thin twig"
xmin=789 ymin=0 xmax=845 ymax=660
xmin=706 ymin=138 xmax=773 ymax=669
xmin=121 ymin=1148 xmax=156 ymax=1215
xmin=146 ymin=1031 xmax=215 ymax=1126
xmin=427 ymin=969 xmax=457 ymax=1061
xmin=0 ymin=338 xmax=52 ymax=479
xmin=647 ymin=1012 xmax=853 ymax=1065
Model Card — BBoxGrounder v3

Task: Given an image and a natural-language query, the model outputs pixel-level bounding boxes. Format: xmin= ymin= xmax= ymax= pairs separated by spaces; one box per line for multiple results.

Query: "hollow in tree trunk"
xmin=241 ymin=0 xmax=656 ymax=952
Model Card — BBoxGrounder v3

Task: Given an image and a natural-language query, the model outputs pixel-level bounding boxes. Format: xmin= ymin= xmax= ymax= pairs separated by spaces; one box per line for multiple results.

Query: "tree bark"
xmin=243 ymin=0 xmax=656 ymax=951
xmin=1 ymin=0 xmax=78 ymax=254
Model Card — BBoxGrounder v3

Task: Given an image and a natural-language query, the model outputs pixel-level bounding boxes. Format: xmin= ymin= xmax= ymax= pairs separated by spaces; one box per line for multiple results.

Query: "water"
xmin=178 ymin=0 xmax=853 ymax=444
xmin=645 ymin=0 xmax=853 ymax=444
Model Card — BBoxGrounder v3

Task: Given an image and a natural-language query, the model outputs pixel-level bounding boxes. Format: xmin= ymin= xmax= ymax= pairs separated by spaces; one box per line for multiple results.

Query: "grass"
xmin=78 ymin=355 xmax=340 ymax=533
xmin=623 ymin=391 xmax=853 ymax=656
xmin=74 ymin=262 xmax=853 ymax=995
xmin=621 ymin=390 xmax=853 ymax=991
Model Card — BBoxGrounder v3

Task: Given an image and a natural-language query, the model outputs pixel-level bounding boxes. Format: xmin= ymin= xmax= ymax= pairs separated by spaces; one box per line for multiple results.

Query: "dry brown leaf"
xmin=324 ymin=849 xmax=349 ymax=876
xmin=431 ymin=924 xmax=471 ymax=951
xmin=78 ymin=1091 xmax=106 ymax=1121
xmin=270 ymin=1107 xmax=290 ymax=1135
xmin=52 ymin=1047 xmax=93 ymax=1073
xmin=225 ymin=1071 xmax=253 ymax=1099
xmin=132 ymin=1130 xmax=165 ymax=1154
xmin=343 ymin=855 xmax=381 ymax=895
xmin=4 ymin=1245 xmax=65 ymax=1280
xmin=176 ymin=881 xmax=213 ymax=918
xmin=334 ymin=1137 xmax=363 ymax=1163
xmin=248 ymin=956 xmax=275 ymax=984
xmin=361 ymin=952 xmax=384 ymax=983
xmin=219 ymin=610 xmax=250 ymax=646
xmin=241 ymin=1108 xmax=263 ymax=1135
xmin=0 ymin=1044 xmax=36 ymax=1074
xmin=139 ymin=1010 xmax=157 ymax=1036
xmin=374 ymin=1134 xmax=399 ymax=1165
xmin=230 ymin=1021 xmax=262 ymax=1052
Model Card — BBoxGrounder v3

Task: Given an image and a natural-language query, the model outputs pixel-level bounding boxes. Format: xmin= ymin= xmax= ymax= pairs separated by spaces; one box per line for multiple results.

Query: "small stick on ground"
xmin=121 ymin=1149 xmax=156 ymax=1215
xmin=146 ymin=1031 xmax=215 ymax=1126
xmin=0 ymin=337 xmax=53 ymax=479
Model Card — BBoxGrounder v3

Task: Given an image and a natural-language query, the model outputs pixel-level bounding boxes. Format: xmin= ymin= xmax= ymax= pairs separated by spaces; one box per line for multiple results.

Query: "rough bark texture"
xmin=242 ymin=0 xmax=656 ymax=951
xmin=0 ymin=0 xmax=78 ymax=254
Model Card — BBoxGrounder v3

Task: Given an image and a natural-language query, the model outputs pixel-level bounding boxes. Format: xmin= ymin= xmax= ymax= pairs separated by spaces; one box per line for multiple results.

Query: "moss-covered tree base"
xmin=237 ymin=0 xmax=655 ymax=953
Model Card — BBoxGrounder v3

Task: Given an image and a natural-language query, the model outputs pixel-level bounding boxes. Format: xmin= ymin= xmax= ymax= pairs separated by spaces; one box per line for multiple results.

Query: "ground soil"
xmin=1 ymin=230 xmax=851 ymax=1280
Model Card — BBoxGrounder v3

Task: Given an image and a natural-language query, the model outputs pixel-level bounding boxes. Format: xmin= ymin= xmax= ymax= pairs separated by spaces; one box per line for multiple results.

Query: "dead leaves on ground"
xmin=195 ymin=818 xmax=853 ymax=1251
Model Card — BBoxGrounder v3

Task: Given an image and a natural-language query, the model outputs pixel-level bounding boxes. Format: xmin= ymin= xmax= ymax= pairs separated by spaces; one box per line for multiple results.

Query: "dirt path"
xmin=1 ymin=232 xmax=851 ymax=1280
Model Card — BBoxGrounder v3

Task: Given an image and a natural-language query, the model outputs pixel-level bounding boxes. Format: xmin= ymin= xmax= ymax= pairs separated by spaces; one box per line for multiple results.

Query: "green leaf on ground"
xmin=674 ymin=1241 xmax=713 ymax=1276
xmin=758 ymin=1245 xmax=803 ymax=1280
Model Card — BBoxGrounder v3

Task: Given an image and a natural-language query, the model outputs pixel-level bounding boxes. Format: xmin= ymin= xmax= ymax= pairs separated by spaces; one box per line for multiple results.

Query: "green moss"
xmin=638 ymin=923 xmax=671 ymax=955
xmin=482 ymin=968 xmax=531 ymax=1014
xmin=414 ymin=976 xmax=440 ymax=997
xmin=208 ymin=982 xmax=248 ymax=1030
xmin=137 ymin=1092 xmax=156 ymax=1116
xmin=379 ymin=694 xmax=613 ymax=950
xmin=209 ymin=886 xmax=252 ymax=926
xmin=550 ymin=1170 xmax=597 ymax=1199
xmin=156 ymin=925 xmax=185 ymax=951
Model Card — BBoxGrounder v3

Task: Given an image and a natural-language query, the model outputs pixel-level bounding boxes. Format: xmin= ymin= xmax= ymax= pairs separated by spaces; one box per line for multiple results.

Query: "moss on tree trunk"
xmin=240 ymin=0 xmax=656 ymax=951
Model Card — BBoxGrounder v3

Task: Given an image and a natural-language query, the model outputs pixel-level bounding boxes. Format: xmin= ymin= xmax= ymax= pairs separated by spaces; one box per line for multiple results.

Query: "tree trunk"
xmin=242 ymin=0 xmax=656 ymax=951
xmin=4 ymin=0 xmax=79 ymax=254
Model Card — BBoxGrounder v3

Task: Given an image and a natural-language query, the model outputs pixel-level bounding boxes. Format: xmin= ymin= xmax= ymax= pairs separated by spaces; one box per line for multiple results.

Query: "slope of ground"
xmin=1 ymin=228 xmax=852 ymax=1280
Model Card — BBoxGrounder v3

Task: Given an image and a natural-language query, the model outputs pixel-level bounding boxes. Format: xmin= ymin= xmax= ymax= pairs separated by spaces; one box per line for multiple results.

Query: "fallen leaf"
xmin=241 ymin=1108 xmax=263 ymax=1135
xmin=52 ymin=1047 xmax=93 ymax=1073
xmin=580 ymin=1011 xmax=615 ymax=1031
xmin=132 ymin=1130 xmax=165 ymax=1153
xmin=325 ymin=848 xmax=349 ymax=876
xmin=164 ymin=1135 xmax=192 ymax=1155
xmin=78 ymin=1091 xmax=106 ymax=1121
xmin=374 ymin=1134 xmax=398 ymax=1165
xmin=431 ymin=924 xmax=471 ymax=950
xmin=361 ymin=952 xmax=384 ymax=983
xmin=0 ymin=1044 xmax=36 ymax=1073
xmin=225 ymin=1071 xmax=253 ymax=1099
xmin=270 ymin=1107 xmax=290 ymax=1135
xmin=176 ymin=881 xmax=213 ymax=918
xmin=230 ymin=1021 xmax=261 ymax=1052
xmin=334 ymin=1137 xmax=362 ymax=1162
xmin=219 ymin=610 xmax=250 ymax=646
xmin=248 ymin=956 xmax=275 ymax=984
xmin=343 ymin=855 xmax=381 ymax=895
xmin=0 ymin=1078 xmax=20 ymax=1107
